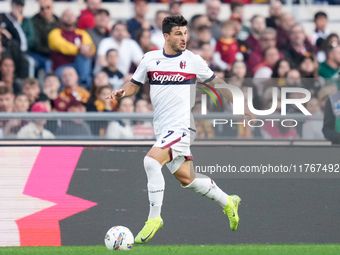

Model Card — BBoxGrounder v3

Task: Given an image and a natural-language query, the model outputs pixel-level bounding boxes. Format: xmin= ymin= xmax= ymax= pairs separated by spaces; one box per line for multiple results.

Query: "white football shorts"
xmin=154 ymin=126 xmax=196 ymax=174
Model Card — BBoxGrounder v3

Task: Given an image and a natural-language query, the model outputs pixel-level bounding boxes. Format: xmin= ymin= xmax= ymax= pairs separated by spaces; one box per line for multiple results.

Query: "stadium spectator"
xmin=230 ymin=2 xmax=250 ymax=41
xmin=281 ymin=24 xmax=316 ymax=69
xmin=193 ymin=25 xmax=216 ymax=51
xmin=263 ymin=58 xmax=291 ymax=89
xmin=302 ymin=97 xmax=324 ymax=140
xmin=276 ymin=13 xmax=296 ymax=49
xmin=87 ymin=85 xmax=115 ymax=112
xmin=312 ymin=11 xmax=329 ymax=47
xmin=316 ymin=33 xmax=339 ymax=63
xmin=271 ymin=59 xmax=291 ymax=79
xmin=106 ymin=97 xmax=135 ymax=139
xmin=199 ymin=42 xmax=221 ymax=75
xmin=86 ymin=9 xmax=111 ymax=55
xmin=127 ymin=0 xmax=153 ymax=40
xmin=151 ymin=10 xmax=169 ymax=50
xmin=247 ymin=28 xmax=279 ymax=77
xmin=77 ymin=0 xmax=102 ymax=30
xmin=299 ymin=55 xmax=322 ymax=96
xmin=86 ymin=85 xmax=113 ymax=136
xmin=245 ymin=15 xmax=266 ymax=54
xmin=48 ymin=9 xmax=95 ymax=87
xmin=189 ymin=14 xmax=212 ymax=48
xmin=21 ymin=78 xmax=41 ymax=107
xmin=169 ymin=0 xmax=182 ymax=16
xmin=0 ymin=86 xmax=14 ymax=113
xmin=13 ymin=93 xmax=29 ymax=112
xmin=213 ymin=20 xmax=239 ymax=71
xmin=43 ymin=73 xmax=61 ymax=101
xmin=30 ymin=0 xmax=59 ymax=74
xmin=0 ymin=0 xmax=29 ymax=78
xmin=266 ymin=1 xmax=283 ymax=29
xmin=253 ymin=47 xmax=280 ymax=96
xmin=58 ymin=67 xmax=90 ymax=106
xmin=205 ymin=0 xmax=222 ymax=41
xmin=56 ymin=98 xmax=92 ymax=138
xmin=230 ymin=60 xmax=248 ymax=79
xmin=2 ymin=93 xmax=29 ymax=138
xmin=285 ymin=69 xmax=302 ymax=87
xmin=89 ymin=71 xmax=110 ymax=99
xmin=323 ymin=90 xmax=340 ymax=144
xmin=133 ymin=98 xmax=154 ymax=139
xmin=36 ymin=93 xmax=52 ymax=112
xmin=318 ymin=83 xmax=338 ymax=112
xmin=230 ymin=15 xmax=252 ymax=62
xmin=102 ymin=49 xmax=124 ymax=91
xmin=319 ymin=45 xmax=340 ymax=79
xmin=300 ymin=55 xmax=319 ymax=79
xmin=0 ymin=0 xmax=30 ymax=53
xmin=17 ymin=102 xmax=55 ymax=139
xmin=95 ymin=21 xmax=143 ymax=75
xmin=135 ymin=29 xmax=158 ymax=53
xmin=0 ymin=57 xmax=22 ymax=95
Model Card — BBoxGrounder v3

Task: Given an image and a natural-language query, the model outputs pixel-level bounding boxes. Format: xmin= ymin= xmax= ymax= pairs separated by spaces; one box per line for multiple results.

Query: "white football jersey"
xmin=131 ymin=50 xmax=215 ymax=136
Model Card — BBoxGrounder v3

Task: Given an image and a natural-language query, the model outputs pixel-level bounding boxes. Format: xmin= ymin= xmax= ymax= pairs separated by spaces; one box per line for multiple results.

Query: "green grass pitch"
xmin=1 ymin=245 xmax=340 ymax=255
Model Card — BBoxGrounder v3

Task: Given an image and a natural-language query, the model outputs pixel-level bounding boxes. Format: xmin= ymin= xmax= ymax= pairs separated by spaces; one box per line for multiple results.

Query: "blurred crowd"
xmin=0 ymin=0 xmax=339 ymax=140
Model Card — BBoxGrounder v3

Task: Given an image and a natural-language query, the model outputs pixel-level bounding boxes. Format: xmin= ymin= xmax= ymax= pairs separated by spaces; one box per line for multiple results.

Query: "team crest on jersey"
xmin=179 ymin=60 xmax=186 ymax=69
xmin=156 ymin=60 xmax=161 ymax=65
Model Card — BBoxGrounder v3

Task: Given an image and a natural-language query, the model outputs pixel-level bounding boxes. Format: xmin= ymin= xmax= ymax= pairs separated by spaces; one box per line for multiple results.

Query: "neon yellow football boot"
xmin=134 ymin=216 xmax=163 ymax=244
xmin=223 ymin=195 xmax=241 ymax=231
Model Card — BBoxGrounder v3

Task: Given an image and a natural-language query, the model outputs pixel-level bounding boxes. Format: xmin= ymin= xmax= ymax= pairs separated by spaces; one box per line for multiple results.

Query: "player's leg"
xmin=144 ymin=146 xmax=170 ymax=219
xmin=174 ymin=159 xmax=241 ymax=231
xmin=134 ymin=146 xmax=170 ymax=244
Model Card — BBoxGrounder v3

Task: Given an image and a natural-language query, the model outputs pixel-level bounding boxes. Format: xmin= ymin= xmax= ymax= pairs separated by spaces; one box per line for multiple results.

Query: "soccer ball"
xmin=104 ymin=226 xmax=134 ymax=251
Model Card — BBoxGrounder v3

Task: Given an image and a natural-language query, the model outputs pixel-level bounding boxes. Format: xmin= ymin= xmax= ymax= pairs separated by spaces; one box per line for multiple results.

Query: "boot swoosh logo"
xmin=140 ymin=230 xmax=154 ymax=242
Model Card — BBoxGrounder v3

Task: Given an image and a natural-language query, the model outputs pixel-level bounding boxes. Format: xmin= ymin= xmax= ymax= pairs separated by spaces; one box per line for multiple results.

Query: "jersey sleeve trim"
xmin=131 ymin=78 xmax=144 ymax=87
xmin=202 ymin=74 xmax=216 ymax=84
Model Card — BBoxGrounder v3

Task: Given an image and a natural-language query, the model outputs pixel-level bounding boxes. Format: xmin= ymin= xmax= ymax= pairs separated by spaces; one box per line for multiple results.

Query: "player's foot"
xmin=223 ymin=195 xmax=241 ymax=231
xmin=134 ymin=216 xmax=163 ymax=244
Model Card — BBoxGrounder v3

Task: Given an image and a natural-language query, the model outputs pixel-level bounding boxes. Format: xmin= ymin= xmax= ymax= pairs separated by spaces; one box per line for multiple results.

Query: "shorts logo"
xmin=180 ymin=60 xmax=186 ymax=69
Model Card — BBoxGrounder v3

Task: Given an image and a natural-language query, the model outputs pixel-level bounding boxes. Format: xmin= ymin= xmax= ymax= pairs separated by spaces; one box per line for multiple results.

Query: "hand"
xmin=79 ymin=44 xmax=92 ymax=58
xmin=105 ymin=89 xmax=125 ymax=100
xmin=1 ymin=28 xmax=12 ymax=39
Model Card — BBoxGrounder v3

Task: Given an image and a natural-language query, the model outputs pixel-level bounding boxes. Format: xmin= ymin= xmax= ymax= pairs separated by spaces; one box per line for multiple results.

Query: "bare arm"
xmin=105 ymin=81 xmax=141 ymax=100
xmin=209 ymin=76 xmax=256 ymax=122
xmin=209 ymin=76 xmax=234 ymax=103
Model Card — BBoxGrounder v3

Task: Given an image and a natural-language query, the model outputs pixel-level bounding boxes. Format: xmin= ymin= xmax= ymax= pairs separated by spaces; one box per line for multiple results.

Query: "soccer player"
xmin=106 ymin=15 xmax=255 ymax=244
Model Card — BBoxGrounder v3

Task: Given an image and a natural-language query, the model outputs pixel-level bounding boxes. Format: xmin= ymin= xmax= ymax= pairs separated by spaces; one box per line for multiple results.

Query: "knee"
xmin=144 ymin=156 xmax=153 ymax=169
xmin=144 ymin=156 xmax=162 ymax=170
xmin=178 ymin=176 xmax=195 ymax=187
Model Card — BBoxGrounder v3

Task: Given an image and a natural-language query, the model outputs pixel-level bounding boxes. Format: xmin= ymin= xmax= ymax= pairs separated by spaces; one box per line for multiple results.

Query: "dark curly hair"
xmin=162 ymin=15 xmax=187 ymax=34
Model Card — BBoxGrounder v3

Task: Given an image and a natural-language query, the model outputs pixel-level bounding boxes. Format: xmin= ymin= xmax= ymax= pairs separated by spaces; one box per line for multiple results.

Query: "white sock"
xmin=144 ymin=156 xmax=165 ymax=219
xmin=183 ymin=174 xmax=229 ymax=208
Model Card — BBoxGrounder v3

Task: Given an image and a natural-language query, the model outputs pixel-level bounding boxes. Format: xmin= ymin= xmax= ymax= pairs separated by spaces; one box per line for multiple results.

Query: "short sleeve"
xmin=130 ymin=40 xmax=144 ymax=65
xmin=194 ymin=54 xmax=215 ymax=83
xmin=97 ymin=38 xmax=112 ymax=57
xmin=131 ymin=55 xmax=149 ymax=87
